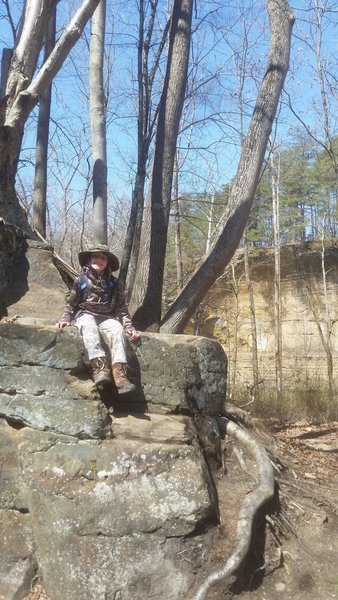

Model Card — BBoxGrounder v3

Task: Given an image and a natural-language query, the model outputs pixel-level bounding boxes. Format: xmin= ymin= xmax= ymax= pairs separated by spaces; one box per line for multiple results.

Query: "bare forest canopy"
xmin=0 ymin=0 xmax=336 ymax=331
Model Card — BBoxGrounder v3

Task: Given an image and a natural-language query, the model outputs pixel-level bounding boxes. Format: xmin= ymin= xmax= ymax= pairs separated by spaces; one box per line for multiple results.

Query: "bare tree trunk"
xmin=130 ymin=0 xmax=193 ymax=330
xmin=32 ymin=4 xmax=56 ymax=237
xmin=302 ymin=245 xmax=335 ymax=405
xmin=314 ymin=0 xmax=336 ymax=171
xmin=0 ymin=0 xmax=100 ymax=231
xmin=319 ymin=233 xmax=334 ymax=403
xmin=229 ymin=262 xmax=240 ymax=398
xmin=120 ymin=0 xmax=171 ymax=292
xmin=124 ymin=180 xmax=146 ymax=298
xmin=205 ymin=192 xmax=215 ymax=255
xmin=120 ymin=0 xmax=148 ymax=291
xmin=0 ymin=48 xmax=13 ymax=100
xmin=244 ymin=243 xmax=260 ymax=400
xmin=271 ymin=149 xmax=282 ymax=404
xmin=161 ymin=0 xmax=294 ymax=333
xmin=90 ymin=0 xmax=107 ymax=245
xmin=173 ymin=152 xmax=184 ymax=290
xmin=286 ymin=1 xmax=337 ymax=231
xmin=313 ymin=0 xmax=337 ymax=235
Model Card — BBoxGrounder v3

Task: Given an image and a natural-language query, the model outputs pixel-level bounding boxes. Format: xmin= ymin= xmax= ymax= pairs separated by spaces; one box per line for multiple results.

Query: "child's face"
xmin=90 ymin=252 xmax=108 ymax=274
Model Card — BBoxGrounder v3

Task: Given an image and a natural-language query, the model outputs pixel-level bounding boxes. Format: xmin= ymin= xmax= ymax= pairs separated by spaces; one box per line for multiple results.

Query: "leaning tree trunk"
xmin=130 ymin=0 xmax=193 ymax=330
xmin=0 ymin=0 xmax=100 ymax=233
xmin=161 ymin=0 xmax=294 ymax=333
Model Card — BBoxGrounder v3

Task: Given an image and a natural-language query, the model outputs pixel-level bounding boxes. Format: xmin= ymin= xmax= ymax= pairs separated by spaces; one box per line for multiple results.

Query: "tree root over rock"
xmin=190 ymin=416 xmax=275 ymax=600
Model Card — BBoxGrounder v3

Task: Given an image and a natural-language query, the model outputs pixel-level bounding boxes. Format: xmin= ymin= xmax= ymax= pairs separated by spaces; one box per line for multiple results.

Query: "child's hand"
xmin=125 ymin=327 xmax=140 ymax=342
xmin=56 ymin=321 xmax=70 ymax=329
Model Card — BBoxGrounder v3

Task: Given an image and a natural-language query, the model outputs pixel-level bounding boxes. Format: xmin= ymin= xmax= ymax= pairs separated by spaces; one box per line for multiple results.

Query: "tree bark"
xmin=130 ymin=0 xmax=193 ymax=330
xmin=161 ymin=0 xmax=294 ymax=333
xmin=271 ymin=149 xmax=283 ymax=404
xmin=123 ymin=178 xmax=146 ymax=299
xmin=319 ymin=238 xmax=335 ymax=404
xmin=32 ymin=4 xmax=56 ymax=237
xmin=244 ymin=244 xmax=260 ymax=399
xmin=89 ymin=0 xmax=108 ymax=244
xmin=119 ymin=0 xmax=148 ymax=289
xmin=229 ymin=261 xmax=240 ymax=398
xmin=0 ymin=0 xmax=100 ymax=231
xmin=120 ymin=1 xmax=171 ymax=293
xmin=173 ymin=152 xmax=184 ymax=290
xmin=0 ymin=48 xmax=13 ymax=100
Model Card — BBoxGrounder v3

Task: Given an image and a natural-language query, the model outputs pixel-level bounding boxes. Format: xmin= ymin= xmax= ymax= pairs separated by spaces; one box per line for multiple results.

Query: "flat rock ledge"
xmin=0 ymin=320 xmax=227 ymax=600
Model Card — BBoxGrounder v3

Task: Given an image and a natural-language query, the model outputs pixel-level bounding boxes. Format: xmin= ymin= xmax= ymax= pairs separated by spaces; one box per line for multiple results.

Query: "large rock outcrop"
xmin=0 ymin=318 xmax=227 ymax=600
xmin=0 ymin=237 xmax=229 ymax=599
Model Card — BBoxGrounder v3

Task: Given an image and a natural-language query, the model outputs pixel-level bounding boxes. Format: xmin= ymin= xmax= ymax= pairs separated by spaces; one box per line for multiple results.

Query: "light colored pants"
xmin=75 ymin=313 xmax=127 ymax=364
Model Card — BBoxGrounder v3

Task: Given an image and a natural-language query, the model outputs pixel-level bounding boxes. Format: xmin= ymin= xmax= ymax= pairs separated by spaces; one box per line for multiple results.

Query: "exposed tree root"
xmin=190 ymin=417 xmax=275 ymax=600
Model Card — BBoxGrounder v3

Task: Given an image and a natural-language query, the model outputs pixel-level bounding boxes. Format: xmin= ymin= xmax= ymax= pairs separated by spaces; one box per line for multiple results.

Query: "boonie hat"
xmin=78 ymin=244 xmax=119 ymax=272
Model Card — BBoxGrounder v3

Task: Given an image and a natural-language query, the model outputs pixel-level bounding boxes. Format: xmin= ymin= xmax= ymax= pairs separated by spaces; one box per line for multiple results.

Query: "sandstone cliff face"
xmin=195 ymin=243 xmax=338 ymax=416
xmin=0 ymin=239 xmax=227 ymax=600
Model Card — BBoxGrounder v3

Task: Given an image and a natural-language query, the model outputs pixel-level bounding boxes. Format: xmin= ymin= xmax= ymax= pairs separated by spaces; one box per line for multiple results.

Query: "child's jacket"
xmin=59 ymin=266 xmax=133 ymax=329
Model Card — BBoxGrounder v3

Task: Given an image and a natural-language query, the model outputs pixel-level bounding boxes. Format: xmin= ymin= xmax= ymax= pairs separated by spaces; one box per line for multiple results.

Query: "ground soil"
xmin=198 ymin=420 xmax=338 ymax=600
xmin=19 ymin=421 xmax=338 ymax=600
xmin=256 ymin=420 xmax=338 ymax=600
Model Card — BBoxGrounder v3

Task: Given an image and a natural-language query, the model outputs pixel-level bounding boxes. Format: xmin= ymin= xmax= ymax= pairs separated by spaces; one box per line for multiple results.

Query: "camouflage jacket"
xmin=60 ymin=266 xmax=133 ymax=329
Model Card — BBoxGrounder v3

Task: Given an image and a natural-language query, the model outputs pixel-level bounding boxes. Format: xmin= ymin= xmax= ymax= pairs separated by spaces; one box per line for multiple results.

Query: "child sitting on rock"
xmin=56 ymin=244 xmax=139 ymax=394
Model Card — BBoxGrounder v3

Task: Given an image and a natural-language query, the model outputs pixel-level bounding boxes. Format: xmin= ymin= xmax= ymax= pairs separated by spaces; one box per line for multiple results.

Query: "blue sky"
xmin=0 ymin=0 xmax=336 ymax=233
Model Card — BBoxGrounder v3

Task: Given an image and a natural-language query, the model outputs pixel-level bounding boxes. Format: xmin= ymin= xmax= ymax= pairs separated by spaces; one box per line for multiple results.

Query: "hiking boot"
xmin=112 ymin=363 xmax=136 ymax=395
xmin=90 ymin=357 xmax=112 ymax=385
